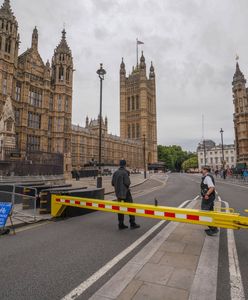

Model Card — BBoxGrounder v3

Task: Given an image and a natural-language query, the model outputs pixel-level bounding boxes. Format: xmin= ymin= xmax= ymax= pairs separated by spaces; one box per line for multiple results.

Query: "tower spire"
xmin=31 ymin=26 xmax=38 ymax=50
xmin=0 ymin=0 xmax=17 ymax=24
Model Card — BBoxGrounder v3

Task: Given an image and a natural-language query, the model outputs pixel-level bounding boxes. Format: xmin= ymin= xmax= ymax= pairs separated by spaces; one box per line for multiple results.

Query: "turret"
xmin=31 ymin=26 xmax=38 ymax=50
xmin=232 ymin=62 xmax=246 ymax=88
xmin=120 ymin=57 xmax=126 ymax=76
xmin=86 ymin=116 xmax=89 ymax=127
xmin=105 ymin=116 xmax=108 ymax=130
xmin=51 ymin=29 xmax=73 ymax=86
xmin=0 ymin=0 xmax=19 ymax=64
xmin=140 ymin=51 xmax=146 ymax=70
xmin=149 ymin=61 xmax=155 ymax=79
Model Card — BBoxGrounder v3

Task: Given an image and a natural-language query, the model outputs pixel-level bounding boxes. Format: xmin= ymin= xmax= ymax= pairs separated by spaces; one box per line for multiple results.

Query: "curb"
xmin=104 ymin=178 xmax=149 ymax=195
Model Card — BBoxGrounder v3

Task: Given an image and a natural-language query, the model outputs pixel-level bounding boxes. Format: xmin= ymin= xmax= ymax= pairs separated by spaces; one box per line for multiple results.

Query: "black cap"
xmin=120 ymin=159 xmax=126 ymax=167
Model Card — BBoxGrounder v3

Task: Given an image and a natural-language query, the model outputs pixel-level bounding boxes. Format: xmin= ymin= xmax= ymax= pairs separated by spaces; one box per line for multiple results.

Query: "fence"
xmin=0 ymin=189 xmax=37 ymax=224
xmin=0 ymin=174 xmax=64 ymax=184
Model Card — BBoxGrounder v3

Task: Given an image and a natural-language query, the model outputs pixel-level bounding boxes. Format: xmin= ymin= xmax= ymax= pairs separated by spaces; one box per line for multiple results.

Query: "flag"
xmin=137 ymin=40 xmax=144 ymax=45
xmin=236 ymin=54 xmax=239 ymax=61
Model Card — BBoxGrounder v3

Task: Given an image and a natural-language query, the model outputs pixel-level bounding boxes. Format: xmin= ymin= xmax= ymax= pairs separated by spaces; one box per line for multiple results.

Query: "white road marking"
xmin=221 ymin=197 xmax=245 ymax=300
xmin=61 ymin=198 xmax=195 ymax=300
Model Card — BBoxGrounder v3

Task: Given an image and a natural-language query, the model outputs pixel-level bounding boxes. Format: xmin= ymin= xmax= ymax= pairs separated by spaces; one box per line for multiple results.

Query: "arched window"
xmin=0 ymin=36 xmax=2 ymax=51
xmin=132 ymin=96 xmax=135 ymax=110
xmin=127 ymin=97 xmax=130 ymax=111
xmin=59 ymin=65 xmax=64 ymax=81
xmin=132 ymin=124 xmax=135 ymax=138
xmin=136 ymin=124 xmax=140 ymax=138
xmin=136 ymin=95 xmax=139 ymax=110
xmin=66 ymin=67 xmax=70 ymax=82
xmin=128 ymin=124 xmax=131 ymax=138
xmin=5 ymin=37 xmax=11 ymax=53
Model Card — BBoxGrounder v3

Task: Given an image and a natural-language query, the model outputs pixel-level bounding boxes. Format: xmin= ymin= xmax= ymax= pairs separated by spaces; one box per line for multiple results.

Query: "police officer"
xmin=112 ymin=160 xmax=140 ymax=230
xmin=201 ymin=166 xmax=219 ymax=236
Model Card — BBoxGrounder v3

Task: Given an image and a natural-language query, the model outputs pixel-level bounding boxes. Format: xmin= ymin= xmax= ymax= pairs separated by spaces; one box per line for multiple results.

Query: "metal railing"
xmin=0 ymin=174 xmax=64 ymax=183
xmin=0 ymin=190 xmax=37 ymax=224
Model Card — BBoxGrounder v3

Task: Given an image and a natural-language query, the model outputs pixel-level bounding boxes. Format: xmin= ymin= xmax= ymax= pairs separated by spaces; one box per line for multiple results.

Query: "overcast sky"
xmin=11 ymin=0 xmax=248 ymax=151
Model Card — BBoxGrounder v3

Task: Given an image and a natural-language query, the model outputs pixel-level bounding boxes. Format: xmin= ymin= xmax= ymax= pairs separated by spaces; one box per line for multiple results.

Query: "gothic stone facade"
xmin=120 ymin=53 xmax=158 ymax=164
xmin=72 ymin=117 xmax=143 ymax=168
xmin=0 ymin=0 xmax=73 ymax=173
xmin=0 ymin=0 xmax=158 ymax=172
xmin=232 ymin=62 xmax=248 ymax=166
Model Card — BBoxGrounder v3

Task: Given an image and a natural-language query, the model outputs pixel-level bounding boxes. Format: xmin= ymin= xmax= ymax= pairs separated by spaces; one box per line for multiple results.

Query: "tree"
xmin=182 ymin=156 xmax=198 ymax=172
xmin=158 ymin=145 xmax=191 ymax=171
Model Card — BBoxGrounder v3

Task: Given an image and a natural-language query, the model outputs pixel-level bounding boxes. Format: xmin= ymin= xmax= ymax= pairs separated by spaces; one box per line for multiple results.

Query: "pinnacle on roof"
xmin=120 ymin=57 xmax=125 ymax=69
xmin=55 ymin=28 xmax=72 ymax=55
xmin=233 ymin=62 xmax=246 ymax=85
xmin=150 ymin=61 xmax=154 ymax=73
xmin=0 ymin=0 xmax=17 ymax=24
xmin=140 ymin=51 xmax=145 ymax=63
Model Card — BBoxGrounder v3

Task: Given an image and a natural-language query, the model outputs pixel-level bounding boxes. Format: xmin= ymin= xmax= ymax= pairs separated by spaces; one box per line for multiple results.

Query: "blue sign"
xmin=0 ymin=202 xmax=12 ymax=228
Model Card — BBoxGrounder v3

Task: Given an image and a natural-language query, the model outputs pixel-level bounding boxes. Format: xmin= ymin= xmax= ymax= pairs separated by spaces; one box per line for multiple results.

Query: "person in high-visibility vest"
xmin=112 ymin=160 xmax=140 ymax=230
xmin=201 ymin=166 xmax=219 ymax=236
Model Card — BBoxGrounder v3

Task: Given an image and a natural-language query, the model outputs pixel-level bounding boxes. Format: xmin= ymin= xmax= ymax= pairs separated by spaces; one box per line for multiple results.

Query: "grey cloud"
xmin=12 ymin=0 xmax=247 ymax=151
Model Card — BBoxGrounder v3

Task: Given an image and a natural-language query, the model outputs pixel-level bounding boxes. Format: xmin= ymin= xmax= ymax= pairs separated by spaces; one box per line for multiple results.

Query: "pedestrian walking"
xmin=112 ymin=160 xmax=140 ymax=230
xmin=201 ymin=166 xmax=219 ymax=236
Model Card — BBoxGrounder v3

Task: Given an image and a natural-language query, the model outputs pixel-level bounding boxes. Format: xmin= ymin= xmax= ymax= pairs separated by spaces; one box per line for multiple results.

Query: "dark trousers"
xmin=118 ymin=190 xmax=135 ymax=225
xmin=201 ymin=198 xmax=217 ymax=231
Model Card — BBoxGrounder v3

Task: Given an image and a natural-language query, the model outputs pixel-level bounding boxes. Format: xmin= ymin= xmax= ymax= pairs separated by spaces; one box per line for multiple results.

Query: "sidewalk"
xmin=66 ymin=174 xmax=147 ymax=194
xmin=90 ymin=201 xmax=219 ymax=300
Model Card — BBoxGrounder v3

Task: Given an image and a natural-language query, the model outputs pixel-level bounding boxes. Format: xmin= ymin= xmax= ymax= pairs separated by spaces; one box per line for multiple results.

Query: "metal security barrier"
xmin=51 ymin=195 xmax=248 ymax=230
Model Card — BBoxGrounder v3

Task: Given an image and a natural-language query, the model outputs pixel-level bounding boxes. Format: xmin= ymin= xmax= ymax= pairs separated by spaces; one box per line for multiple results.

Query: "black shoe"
xmin=205 ymin=228 xmax=219 ymax=236
xmin=119 ymin=224 xmax=128 ymax=230
xmin=130 ymin=223 xmax=140 ymax=230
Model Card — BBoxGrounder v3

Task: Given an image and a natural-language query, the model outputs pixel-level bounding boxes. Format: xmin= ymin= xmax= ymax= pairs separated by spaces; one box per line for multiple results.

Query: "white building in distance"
xmin=197 ymin=140 xmax=236 ymax=170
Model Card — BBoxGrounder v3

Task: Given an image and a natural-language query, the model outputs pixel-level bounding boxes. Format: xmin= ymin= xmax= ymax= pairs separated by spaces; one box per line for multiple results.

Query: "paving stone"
xmin=183 ymin=243 xmax=203 ymax=255
xmin=182 ymin=233 xmax=205 ymax=246
xmin=166 ymin=232 xmax=185 ymax=242
xmin=167 ymin=268 xmax=195 ymax=290
xmin=132 ymin=282 xmax=189 ymax=300
xmin=160 ymin=252 xmax=199 ymax=271
xmin=149 ymin=250 xmax=165 ymax=264
xmin=117 ymin=280 xmax=143 ymax=300
xmin=135 ymin=263 xmax=174 ymax=285
xmin=160 ymin=240 xmax=186 ymax=253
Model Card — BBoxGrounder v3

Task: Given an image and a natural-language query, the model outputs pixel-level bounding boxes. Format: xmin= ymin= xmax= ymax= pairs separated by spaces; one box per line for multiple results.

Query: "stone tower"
xmin=232 ymin=62 xmax=248 ymax=166
xmin=0 ymin=0 xmax=19 ymax=112
xmin=51 ymin=29 xmax=73 ymax=154
xmin=120 ymin=52 xmax=157 ymax=163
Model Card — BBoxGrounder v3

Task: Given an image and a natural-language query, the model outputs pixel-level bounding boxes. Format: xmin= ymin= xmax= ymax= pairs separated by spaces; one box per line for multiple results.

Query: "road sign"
xmin=0 ymin=202 xmax=12 ymax=228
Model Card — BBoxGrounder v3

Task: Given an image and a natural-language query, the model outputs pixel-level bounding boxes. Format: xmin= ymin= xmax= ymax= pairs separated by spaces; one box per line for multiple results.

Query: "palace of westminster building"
xmin=0 ymin=0 xmax=158 ymax=174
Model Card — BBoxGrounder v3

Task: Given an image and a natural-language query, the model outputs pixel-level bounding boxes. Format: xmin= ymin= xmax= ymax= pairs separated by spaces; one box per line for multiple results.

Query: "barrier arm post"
xmin=51 ymin=194 xmax=67 ymax=217
xmin=51 ymin=195 xmax=248 ymax=230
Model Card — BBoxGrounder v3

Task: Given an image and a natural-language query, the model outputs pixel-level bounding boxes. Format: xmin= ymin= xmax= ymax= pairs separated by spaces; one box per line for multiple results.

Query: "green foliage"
xmin=182 ymin=156 xmax=198 ymax=172
xmin=158 ymin=145 xmax=196 ymax=171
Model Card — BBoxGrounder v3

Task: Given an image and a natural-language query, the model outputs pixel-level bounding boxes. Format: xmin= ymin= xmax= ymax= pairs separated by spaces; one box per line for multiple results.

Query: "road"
xmin=0 ymin=173 xmax=247 ymax=300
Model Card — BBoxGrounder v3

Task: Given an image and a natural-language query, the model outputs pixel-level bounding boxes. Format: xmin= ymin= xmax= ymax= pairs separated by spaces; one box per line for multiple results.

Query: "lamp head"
xmin=97 ymin=63 xmax=106 ymax=80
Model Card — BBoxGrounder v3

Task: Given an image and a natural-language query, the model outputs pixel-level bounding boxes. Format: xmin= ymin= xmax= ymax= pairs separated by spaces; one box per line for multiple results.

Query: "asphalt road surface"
xmin=0 ymin=173 xmax=247 ymax=300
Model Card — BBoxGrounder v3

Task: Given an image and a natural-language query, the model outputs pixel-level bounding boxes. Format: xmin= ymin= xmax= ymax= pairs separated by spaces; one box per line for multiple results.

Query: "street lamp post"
xmin=220 ymin=128 xmax=225 ymax=179
xmin=203 ymin=139 xmax=206 ymax=166
xmin=143 ymin=134 xmax=147 ymax=179
xmin=96 ymin=63 xmax=106 ymax=188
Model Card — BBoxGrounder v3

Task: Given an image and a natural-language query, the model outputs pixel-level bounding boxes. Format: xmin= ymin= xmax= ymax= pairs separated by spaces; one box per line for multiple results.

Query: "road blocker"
xmin=51 ymin=195 xmax=248 ymax=230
